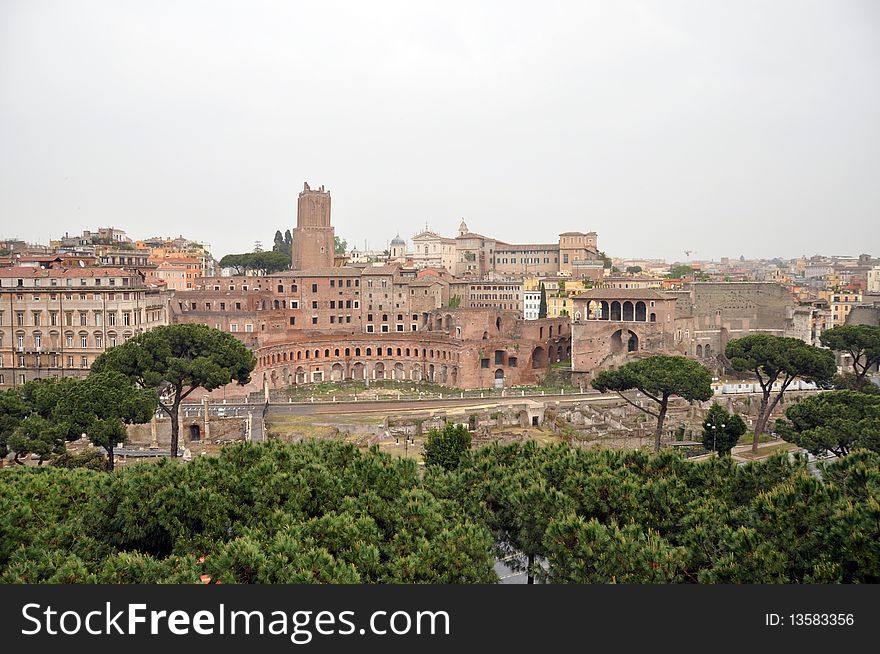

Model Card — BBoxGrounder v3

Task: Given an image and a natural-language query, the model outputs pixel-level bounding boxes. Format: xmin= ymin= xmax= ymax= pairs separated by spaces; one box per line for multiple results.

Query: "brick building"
xmin=0 ymin=267 xmax=169 ymax=388
xmin=251 ymin=309 xmax=570 ymax=392
xmin=569 ymin=282 xmax=812 ymax=382
xmin=291 ymin=182 xmax=335 ymax=270
xmin=441 ymin=220 xmax=602 ymax=280
xmin=168 ymin=184 xmax=569 ymax=392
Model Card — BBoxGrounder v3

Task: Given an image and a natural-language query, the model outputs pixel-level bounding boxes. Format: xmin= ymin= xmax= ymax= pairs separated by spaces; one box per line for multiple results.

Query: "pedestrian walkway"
xmin=250 ymin=411 xmax=265 ymax=442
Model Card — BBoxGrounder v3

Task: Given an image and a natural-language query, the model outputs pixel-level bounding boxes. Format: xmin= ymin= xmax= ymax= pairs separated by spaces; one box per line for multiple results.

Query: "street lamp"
xmin=395 ymin=435 xmax=415 ymax=457
xmin=705 ymin=421 xmax=726 ymax=455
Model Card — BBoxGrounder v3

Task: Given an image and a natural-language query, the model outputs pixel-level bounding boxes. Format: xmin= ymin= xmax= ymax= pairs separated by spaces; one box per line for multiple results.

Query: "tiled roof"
xmin=572 ymin=288 xmax=675 ymax=301
xmin=0 ymin=266 xmax=134 ymax=278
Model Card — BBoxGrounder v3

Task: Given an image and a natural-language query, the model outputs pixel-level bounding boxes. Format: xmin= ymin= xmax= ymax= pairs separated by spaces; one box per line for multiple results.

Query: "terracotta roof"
xmin=0 ymin=266 xmax=134 ymax=278
xmin=572 ymin=288 xmax=675 ymax=301
xmin=278 ymin=268 xmax=363 ymax=277
xmin=409 ymin=278 xmax=445 ymax=287
xmin=495 ymin=243 xmax=559 ymax=251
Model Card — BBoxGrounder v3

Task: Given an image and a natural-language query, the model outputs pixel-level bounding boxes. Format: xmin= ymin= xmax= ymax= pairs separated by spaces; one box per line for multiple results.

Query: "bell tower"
xmin=291 ymin=182 xmax=335 ymax=270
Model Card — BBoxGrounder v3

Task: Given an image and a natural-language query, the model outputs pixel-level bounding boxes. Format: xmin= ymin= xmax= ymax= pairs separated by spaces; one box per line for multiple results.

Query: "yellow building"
xmin=829 ymin=291 xmax=862 ymax=327
xmin=524 ymin=276 xmax=592 ymax=318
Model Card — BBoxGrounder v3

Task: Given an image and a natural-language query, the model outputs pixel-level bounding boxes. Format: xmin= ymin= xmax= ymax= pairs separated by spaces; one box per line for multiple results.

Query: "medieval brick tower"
xmin=291 ymin=182 xmax=335 ymax=270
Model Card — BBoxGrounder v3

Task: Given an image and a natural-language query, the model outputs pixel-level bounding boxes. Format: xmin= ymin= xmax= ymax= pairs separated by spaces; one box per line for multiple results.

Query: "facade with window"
xmin=0 ymin=267 xmax=169 ymax=388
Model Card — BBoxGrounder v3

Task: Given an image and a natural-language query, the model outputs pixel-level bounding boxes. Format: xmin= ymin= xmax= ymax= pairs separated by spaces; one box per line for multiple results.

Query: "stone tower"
xmin=291 ymin=182 xmax=335 ymax=270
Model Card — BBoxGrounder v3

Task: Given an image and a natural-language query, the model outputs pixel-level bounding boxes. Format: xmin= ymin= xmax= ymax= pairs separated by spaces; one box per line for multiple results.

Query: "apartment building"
xmin=0 ymin=267 xmax=169 ymax=388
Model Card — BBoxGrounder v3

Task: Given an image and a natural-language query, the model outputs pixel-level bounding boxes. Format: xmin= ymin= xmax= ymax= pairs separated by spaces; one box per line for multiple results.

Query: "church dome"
xmin=391 ymin=234 xmax=405 ymax=246
xmin=458 ymin=219 xmax=469 ymax=235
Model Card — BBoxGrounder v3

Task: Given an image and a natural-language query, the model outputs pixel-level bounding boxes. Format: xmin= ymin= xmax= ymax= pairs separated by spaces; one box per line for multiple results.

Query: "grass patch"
xmin=737 ymin=431 xmax=776 ymax=445
xmin=736 ymin=442 xmax=799 ymax=460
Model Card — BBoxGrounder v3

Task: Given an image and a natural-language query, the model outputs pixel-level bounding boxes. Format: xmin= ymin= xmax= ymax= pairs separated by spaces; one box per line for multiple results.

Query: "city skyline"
xmin=1 ymin=1 xmax=878 ymax=261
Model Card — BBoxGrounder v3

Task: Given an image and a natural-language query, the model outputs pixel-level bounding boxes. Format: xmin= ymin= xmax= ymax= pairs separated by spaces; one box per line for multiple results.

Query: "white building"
xmin=411 ymin=229 xmax=457 ymax=271
xmin=868 ymin=265 xmax=880 ymax=293
xmin=523 ymin=290 xmax=542 ymax=320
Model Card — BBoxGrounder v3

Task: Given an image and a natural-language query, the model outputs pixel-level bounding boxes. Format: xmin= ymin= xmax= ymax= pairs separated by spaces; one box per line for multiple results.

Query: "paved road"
xmin=167 ymin=392 xmax=620 ymax=422
xmin=261 ymin=392 xmax=620 ymax=417
xmin=250 ymin=410 xmax=266 ymax=442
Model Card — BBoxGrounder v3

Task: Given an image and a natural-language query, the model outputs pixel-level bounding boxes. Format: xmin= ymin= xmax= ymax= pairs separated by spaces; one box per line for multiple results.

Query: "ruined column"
xmin=150 ymin=415 xmax=159 ymax=450
xmin=203 ymin=395 xmax=211 ymax=441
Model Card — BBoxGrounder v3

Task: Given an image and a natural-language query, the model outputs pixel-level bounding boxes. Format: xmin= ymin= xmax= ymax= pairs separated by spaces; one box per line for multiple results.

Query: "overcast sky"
xmin=1 ymin=1 xmax=878 ymax=262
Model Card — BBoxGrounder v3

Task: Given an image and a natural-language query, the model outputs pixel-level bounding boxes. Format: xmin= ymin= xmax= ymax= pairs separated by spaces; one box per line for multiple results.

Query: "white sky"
xmin=1 ymin=0 xmax=878 ymax=261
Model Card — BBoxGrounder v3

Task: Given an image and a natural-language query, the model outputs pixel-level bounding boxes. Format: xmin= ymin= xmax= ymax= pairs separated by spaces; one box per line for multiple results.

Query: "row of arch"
xmin=695 ymin=344 xmax=713 ymax=359
xmin=259 ymin=345 xmax=461 ymax=367
xmin=269 ymin=361 xmax=460 ymax=386
xmin=583 ymin=300 xmax=655 ymax=322
xmin=531 ymin=343 xmax=571 ymax=367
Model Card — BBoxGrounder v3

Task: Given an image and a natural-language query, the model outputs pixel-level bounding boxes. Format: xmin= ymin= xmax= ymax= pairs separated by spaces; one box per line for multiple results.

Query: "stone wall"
xmin=126 ymin=415 xmax=248 ymax=447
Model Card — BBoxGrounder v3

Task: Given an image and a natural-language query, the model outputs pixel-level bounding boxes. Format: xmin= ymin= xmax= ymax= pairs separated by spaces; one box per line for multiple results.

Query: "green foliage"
xmin=91 ymin=324 xmax=256 ymax=456
xmin=726 ymin=334 xmax=837 ymax=388
xmin=448 ymin=295 xmax=461 ymax=309
xmin=598 ymin=251 xmax=612 ymax=269
xmin=0 ymin=375 xmax=155 ymax=470
xmin=53 ymin=372 xmax=157 ymax=470
xmin=821 ymin=324 xmax=880 ymax=381
xmin=726 ymin=335 xmax=837 ymax=443
xmin=218 ymin=251 xmax=290 ymax=275
xmin=4 ymin=441 xmax=880 ymax=584
xmin=51 ymin=449 xmax=108 ymax=471
xmin=7 ymin=415 xmax=66 ymax=465
xmin=0 ymin=378 xmax=80 ymax=464
xmin=334 ymin=236 xmax=347 ymax=254
xmin=426 ymin=443 xmax=880 ymax=583
xmin=543 ymin=517 xmax=687 ymax=583
xmin=592 ymin=355 xmax=713 ymax=452
xmin=625 ymin=266 xmax=642 ymax=274
xmin=666 ymin=264 xmax=693 ymax=279
xmin=0 ymin=441 xmax=495 ymax=584
xmin=777 ymin=390 xmax=880 ymax=457
xmin=701 ymin=403 xmax=747 ymax=456
xmin=834 ymin=372 xmax=880 ymax=394
xmin=0 ymin=388 xmax=29 ymax=459
xmin=423 ymin=422 xmax=472 ymax=471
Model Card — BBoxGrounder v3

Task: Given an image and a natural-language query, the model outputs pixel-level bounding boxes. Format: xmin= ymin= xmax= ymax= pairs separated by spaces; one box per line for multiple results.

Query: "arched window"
xmin=610 ymin=301 xmax=622 ymax=321
xmin=635 ymin=301 xmax=647 ymax=321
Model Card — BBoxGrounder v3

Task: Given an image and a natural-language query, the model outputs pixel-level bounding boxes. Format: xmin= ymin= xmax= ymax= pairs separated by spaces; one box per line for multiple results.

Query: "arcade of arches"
xmin=250 ymin=309 xmax=572 ymax=391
